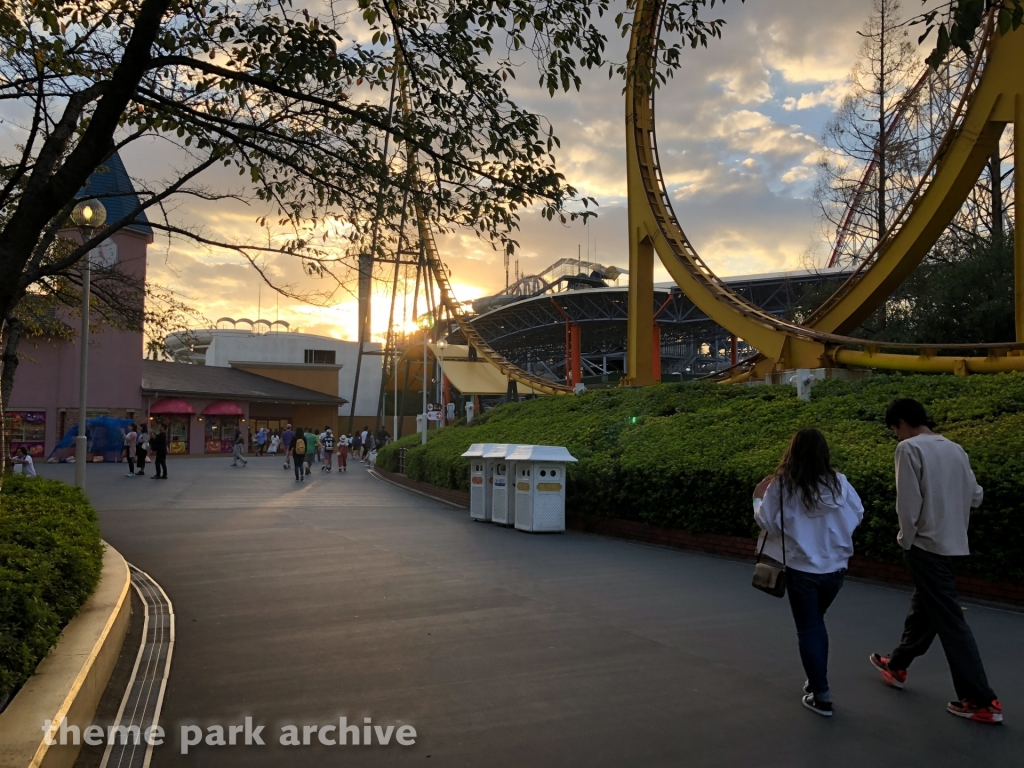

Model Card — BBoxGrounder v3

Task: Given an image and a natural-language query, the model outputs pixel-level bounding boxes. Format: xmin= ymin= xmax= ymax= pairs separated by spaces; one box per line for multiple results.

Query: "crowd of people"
xmin=270 ymin=424 xmax=391 ymax=482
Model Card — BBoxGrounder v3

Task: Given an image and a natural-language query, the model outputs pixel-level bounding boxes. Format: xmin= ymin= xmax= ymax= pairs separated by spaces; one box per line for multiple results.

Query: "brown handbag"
xmin=752 ymin=485 xmax=787 ymax=598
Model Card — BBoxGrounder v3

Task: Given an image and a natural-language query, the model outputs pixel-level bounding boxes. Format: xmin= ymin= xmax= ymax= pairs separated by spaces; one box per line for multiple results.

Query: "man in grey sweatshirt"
xmin=869 ymin=398 xmax=1002 ymax=724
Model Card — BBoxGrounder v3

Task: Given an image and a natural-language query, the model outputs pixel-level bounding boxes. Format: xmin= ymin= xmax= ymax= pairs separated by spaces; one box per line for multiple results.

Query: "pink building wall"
xmin=8 ymin=227 xmax=150 ymax=456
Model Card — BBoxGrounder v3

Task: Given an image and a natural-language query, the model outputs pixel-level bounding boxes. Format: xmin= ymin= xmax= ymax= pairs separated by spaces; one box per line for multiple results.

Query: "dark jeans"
xmin=889 ymin=546 xmax=997 ymax=704
xmin=127 ymin=455 xmax=135 ymax=473
xmin=294 ymin=459 xmax=304 ymax=481
xmin=136 ymin=448 xmax=147 ymax=474
xmin=154 ymin=453 xmax=167 ymax=478
xmin=786 ymin=568 xmax=845 ymax=698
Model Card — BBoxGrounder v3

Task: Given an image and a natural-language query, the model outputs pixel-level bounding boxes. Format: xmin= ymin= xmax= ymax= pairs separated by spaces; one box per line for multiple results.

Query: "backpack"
xmin=293 ymin=436 xmax=306 ymax=455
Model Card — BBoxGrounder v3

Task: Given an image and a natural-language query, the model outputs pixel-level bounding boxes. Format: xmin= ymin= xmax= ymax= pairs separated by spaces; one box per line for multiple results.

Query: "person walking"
xmin=150 ymin=425 xmax=168 ymax=479
xmin=290 ymin=427 xmax=306 ymax=481
xmin=136 ymin=424 xmax=150 ymax=476
xmin=281 ymin=424 xmax=295 ymax=470
xmin=303 ymin=427 xmax=318 ymax=476
xmin=349 ymin=431 xmax=360 ymax=463
xmin=869 ymin=398 xmax=1001 ymax=724
xmin=321 ymin=427 xmax=335 ymax=472
xmin=231 ymin=429 xmax=248 ymax=467
xmin=360 ymin=426 xmax=370 ymax=460
xmin=269 ymin=431 xmax=280 ymax=456
xmin=125 ymin=424 xmax=138 ymax=476
xmin=753 ymin=428 xmax=864 ymax=717
xmin=255 ymin=427 xmax=268 ymax=456
xmin=338 ymin=434 xmax=349 ymax=472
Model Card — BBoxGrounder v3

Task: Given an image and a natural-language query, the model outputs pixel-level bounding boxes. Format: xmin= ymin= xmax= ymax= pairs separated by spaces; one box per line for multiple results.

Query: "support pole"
xmin=731 ymin=335 xmax=738 ymax=366
xmin=75 ymin=254 xmax=90 ymax=488
xmin=1016 ymin=94 xmax=1023 ymax=342
xmin=570 ymin=323 xmax=582 ymax=387
xmin=651 ymin=324 xmax=661 ymax=382
xmin=625 ymin=235 xmax=656 ymax=385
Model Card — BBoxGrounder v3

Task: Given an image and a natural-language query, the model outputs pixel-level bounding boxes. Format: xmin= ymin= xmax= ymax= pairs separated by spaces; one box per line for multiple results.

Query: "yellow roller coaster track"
xmin=624 ymin=0 xmax=1024 ymax=384
xmin=413 ymin=197 xmax=574 ymax=396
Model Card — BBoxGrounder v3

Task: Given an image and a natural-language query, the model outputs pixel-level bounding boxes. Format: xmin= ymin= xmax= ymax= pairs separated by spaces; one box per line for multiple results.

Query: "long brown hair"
xmin=775 ymin=428 xmax=841 ymax=510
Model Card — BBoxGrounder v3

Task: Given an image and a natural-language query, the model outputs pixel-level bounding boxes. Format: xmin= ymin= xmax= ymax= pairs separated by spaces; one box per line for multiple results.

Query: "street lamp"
xmin=436 ymin=339 xmax=447 ymax=427
xmin=70 ymin=199 xmax=107 ymax=489
xmin=417 ymin=314 xmax=434 ymax=445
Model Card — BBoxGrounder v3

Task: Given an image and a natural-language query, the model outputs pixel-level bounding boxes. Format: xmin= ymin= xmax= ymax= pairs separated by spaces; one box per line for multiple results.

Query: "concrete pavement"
xmin=38 ymin=456 xmax=1024 ymax=766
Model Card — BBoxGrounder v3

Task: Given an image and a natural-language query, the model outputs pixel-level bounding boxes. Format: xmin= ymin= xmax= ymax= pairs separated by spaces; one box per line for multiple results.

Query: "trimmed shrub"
xmin=377 ymin=373 xmax=1024 ymax=582
xmin=0 ymin=476 xmax=104 ymax=702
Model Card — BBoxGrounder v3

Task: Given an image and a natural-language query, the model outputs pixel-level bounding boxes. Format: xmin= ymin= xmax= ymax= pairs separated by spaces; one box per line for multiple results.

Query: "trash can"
xmin=506 ymin=445 xmax=577 ymax=533
xmin=489 ymin=444 xmax=521 ymax=527
xmin=460 ymin=444 xmax=491 ymax=524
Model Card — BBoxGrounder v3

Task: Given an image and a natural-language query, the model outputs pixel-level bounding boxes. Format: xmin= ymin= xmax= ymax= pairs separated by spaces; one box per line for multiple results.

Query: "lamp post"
xmin=417 ymin=314 xmax=434 ymax=444
xmin=437 ymin=339 xmax=447 ymax=427
xmin=70 ymin=199 xmax=107 ymax=490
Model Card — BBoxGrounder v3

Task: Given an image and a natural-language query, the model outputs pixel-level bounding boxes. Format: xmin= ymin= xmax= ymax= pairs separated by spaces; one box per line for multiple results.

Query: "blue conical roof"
xmin=77 ymin=151 xmax=153 ymax=235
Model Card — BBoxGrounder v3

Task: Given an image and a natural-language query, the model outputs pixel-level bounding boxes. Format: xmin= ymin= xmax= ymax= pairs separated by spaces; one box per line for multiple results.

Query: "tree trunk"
xmin=0 ymin=316 xmax=24 ymax=482
xmin=989 ymin=145 xmax=1003 ymax=242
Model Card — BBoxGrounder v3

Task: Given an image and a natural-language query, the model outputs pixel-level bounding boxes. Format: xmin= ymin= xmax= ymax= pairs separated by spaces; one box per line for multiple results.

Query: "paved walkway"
xmin=39 ymin=457 xmax=1023 ymax=766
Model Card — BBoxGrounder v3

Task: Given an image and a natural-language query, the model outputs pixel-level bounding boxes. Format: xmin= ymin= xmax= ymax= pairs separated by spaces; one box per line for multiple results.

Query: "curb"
xmin=0 ymin=543 xmax=131 ymax=768
xmin=368 ymin=468 xmax=469 ymax=509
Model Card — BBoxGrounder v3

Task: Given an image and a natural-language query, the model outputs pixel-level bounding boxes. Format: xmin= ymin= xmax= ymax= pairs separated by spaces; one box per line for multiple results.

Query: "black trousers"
xmin=889 ymin=546 xmax=997 ymax=704
xmin=136 ymin=448 xmax=147 ymax=473
xmin=154 ymin=453 xmax=167 ymax=478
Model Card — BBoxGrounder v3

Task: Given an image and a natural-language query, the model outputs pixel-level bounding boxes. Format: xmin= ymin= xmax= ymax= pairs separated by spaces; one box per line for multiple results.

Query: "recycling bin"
xmin=506 ymin=445 xmax=577 ymax=533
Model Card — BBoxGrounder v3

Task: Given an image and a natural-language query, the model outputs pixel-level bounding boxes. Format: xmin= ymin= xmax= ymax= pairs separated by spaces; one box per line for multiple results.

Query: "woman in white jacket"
xmin=754 ymin=427 xmax=865 ymax=717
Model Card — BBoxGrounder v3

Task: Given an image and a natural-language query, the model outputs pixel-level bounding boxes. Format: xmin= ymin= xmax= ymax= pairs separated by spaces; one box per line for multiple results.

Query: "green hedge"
xmin=0 ymin=476 xmax=104 ymax=703
xmin=377 ymin=373 xmax=1024 ymax=582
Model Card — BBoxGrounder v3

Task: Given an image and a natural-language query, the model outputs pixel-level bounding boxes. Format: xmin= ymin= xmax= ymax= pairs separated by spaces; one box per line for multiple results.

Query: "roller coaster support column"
xmin=570 ymin=323 xmax=582 ymax=387
xmin=625 ymin=234 xmax=657 ymax=386
xmin=1016 ymin=94 xmax=1023 ymax=342
xmin=652 ymin=324 xmax=662 ymax=381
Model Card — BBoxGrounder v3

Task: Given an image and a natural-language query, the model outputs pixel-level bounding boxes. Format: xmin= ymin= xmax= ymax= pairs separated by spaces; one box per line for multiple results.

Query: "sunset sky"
xmin=113 ymin=0 xmax=932 ymax=343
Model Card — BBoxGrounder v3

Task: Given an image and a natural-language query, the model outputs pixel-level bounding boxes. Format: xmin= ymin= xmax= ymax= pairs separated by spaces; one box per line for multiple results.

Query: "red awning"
xmin=150 ymin=398 xmax=196 ymax=415
xmin=202 ymin=401 xmax=244 ymax=416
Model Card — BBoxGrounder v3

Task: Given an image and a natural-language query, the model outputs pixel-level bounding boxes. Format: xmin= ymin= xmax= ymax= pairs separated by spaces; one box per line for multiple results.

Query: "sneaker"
xmin=802 ymin=693 xmax=833 ymax=717
xmin=803 ymin=680 xmax=811 ymax=695
xmin=869 ymin=654 xmax=907 ymax=689
xmin=151 ymin=475 xmax=160 ymax=480
xmin=283 ymin=464 xmax=289 ymax=470
xmin=947 ymin=699 xmax=1003 ymax=724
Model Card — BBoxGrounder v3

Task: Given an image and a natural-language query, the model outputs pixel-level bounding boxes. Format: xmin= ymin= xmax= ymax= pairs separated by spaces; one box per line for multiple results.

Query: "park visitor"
xmin=231 ymin=429 xmax=248 ymax=467
xmin=125 ymin=424 xmax=138 ymax=476
xmin=869 ymin=398 xmax=1001 ymax=724
xmin=303 ymin=428 xmax=318 ymax=476
xmin=136 ymin=424 xmax=149 ymax=476
xmin=361 ymin=426 xmax=370 ymax=459
xmin=753 ymin=427 xmax=864 ymax=718
xmin=12 ymin=446 xmax=37 ymax=477
xmin=349 ymin=431 xmax=361 ymax=462
xmin=281 ymin=424 xmax=295 ymax=470
xmin=255 ymin=427 xmax=268 ymax=455
xmin=269 ymin=431 xmax=280 ymax=455
xmin=151 ymin=425 xmax=168 ymax=479
xmin=291 ymin=428 xmax=306 ymax=482
xmin=338 ymin=434 xmax=349 ymax=472
xmin=321 ymin=427 xmax=335 ymax=472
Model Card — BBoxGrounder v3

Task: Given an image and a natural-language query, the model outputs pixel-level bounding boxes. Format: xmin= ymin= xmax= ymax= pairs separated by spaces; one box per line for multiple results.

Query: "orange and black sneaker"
xmin=869 ymin=653 xmax=907 ymax=689
xmin=947 ymin=699 xmax=1003 ymax=724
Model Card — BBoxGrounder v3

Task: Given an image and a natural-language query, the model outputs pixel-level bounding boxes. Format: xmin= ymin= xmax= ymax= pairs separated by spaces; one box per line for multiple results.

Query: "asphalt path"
xmin=38 ymin=456 xmax=1024 ymax=767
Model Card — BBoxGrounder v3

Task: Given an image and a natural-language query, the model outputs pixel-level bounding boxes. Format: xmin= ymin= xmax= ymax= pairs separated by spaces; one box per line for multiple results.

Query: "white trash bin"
xmin=461 ymin=443 xmax=499 ymax=521
xmin=507 ymin=445 xmax=577 ymax=533
xmin=489 ymin=444 xmax=522 ymax=527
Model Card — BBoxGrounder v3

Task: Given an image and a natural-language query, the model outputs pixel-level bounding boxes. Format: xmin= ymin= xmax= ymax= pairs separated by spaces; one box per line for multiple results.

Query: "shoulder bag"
xmin=752 ymin=484 xmax=787 ymax=598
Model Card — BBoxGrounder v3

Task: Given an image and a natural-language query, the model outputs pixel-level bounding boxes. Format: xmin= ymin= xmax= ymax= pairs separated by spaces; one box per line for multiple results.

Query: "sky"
xmin=116 ymin=0 xmax=927 ymax=343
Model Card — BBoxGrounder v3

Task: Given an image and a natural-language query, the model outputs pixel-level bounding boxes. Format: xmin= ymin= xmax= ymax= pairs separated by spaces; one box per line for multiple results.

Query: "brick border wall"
xmin=376 ymin=470 xmax=1024 ymax=608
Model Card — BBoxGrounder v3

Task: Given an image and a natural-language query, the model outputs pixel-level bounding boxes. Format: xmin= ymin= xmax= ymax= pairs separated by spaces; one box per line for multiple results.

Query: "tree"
xmin=814 ymin=0 xmax=921 ymax=266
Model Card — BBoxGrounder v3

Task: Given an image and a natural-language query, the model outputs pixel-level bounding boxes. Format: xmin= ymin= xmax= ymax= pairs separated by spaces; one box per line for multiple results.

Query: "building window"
xmin=304 ymin=349 xmax=336 ymax=364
